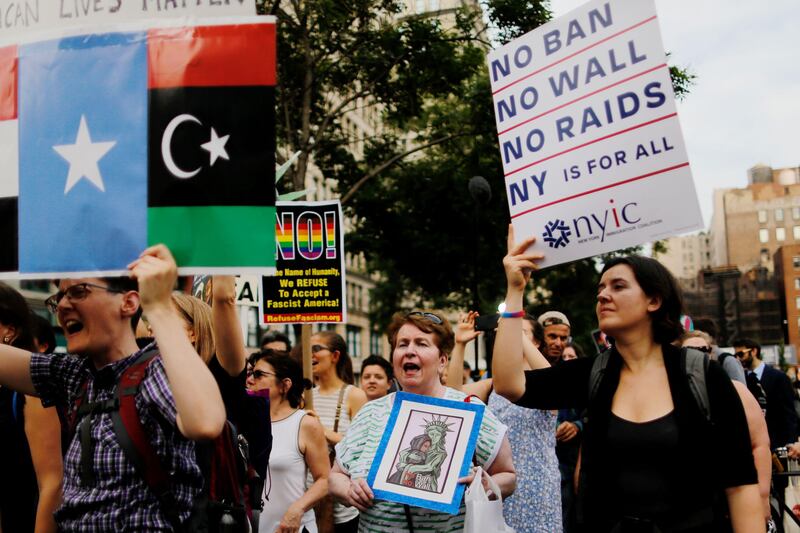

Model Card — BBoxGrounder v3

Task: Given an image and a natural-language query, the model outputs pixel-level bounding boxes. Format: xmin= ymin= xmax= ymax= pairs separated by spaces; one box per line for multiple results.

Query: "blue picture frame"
xmin=366 ymin=391 xmax=485 ymax=515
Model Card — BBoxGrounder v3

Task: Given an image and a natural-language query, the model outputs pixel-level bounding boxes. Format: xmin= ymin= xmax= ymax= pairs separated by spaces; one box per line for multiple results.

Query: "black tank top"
xmin=606 ymin=410 xmax=679 ymax=520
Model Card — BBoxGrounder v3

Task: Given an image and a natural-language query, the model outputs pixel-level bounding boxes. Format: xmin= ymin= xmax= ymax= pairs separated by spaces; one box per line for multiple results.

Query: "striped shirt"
xmin=313 ymin=385 xmax=358 ymax=524
xmin=335 ymin=388 xmax=507 ymax=532
xmin=30 ymin=344 xmax=202 ymax=532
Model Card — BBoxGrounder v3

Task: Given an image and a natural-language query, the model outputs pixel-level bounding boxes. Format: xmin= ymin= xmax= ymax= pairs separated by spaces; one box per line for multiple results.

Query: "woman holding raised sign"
xmin=492 ymin=227 xmax=763 ymax=532
xmin=328 ymin=311 xmax=516 ymax=532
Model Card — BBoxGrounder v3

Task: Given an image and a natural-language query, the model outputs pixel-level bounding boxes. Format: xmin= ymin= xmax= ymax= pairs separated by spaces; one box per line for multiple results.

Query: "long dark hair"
xmin=601 ymin=255 xmax=684 ymax=344
xmin=252 ymin=351 xmax=312 ymax=408
xmin=315 ymin=330 xmax=354 ymax=384
xmin=0 ymin=282 xmax=35 ymax=351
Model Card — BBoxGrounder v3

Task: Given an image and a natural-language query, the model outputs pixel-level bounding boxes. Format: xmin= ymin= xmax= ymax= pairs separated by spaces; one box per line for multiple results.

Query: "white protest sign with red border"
xmin=488 ymin=0 xmax=702 ymax=267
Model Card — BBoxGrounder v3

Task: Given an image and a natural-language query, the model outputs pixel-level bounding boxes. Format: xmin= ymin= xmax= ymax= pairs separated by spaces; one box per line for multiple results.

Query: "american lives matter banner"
xmin=261 ymin=201 xmax=347 ymax=325
xmin=0 ymin=16 xmax=276 ymax=278
xmin=488 ymin=0 xmax=702 ymax=268
xmin=0 ymin=1 xmax=255 ymax=37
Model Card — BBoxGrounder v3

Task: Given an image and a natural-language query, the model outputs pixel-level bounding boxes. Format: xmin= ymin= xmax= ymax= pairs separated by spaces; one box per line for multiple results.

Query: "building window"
xmin=759 ymin=229 xmax=769 ymax=243
xmin=795 ymin=297 xmax=800 ymax=309
xmin=430 ymin=0 xmax=439 ymax=9
xmin=370 ymin=330 xmax=382 ymax=356
xmin=415 ymin=0 xmax=425 ymax=12
xmin=794 ymin=256 xmax=800 ymax=268
xmin=794 ymin=207 xmax=800 ymax=220
xmin=777 ymin=227 xmax=786 ymax=242
xmin=795 ymin=226 xmax=800 ymax=240
xmin=347 ymin=325 xmax=362 ymax=358
xmin=758 ymin=209 xmax=768 ymax=223
xmin=776 ymin=208 xmax=785 ymax=222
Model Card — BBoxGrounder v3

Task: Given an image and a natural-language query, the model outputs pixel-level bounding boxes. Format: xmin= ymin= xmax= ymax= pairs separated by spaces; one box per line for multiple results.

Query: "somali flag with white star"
xmin=18 ymin=32 xmax=148 ymax=276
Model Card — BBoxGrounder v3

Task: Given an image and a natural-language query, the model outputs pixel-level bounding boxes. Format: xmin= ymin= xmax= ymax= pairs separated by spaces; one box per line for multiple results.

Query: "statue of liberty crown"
xmin=421 ymin=414 xmax=455 ymax=433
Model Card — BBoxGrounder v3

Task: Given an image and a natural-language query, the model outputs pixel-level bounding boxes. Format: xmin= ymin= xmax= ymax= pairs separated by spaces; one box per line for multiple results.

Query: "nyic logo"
xmin=542 ymin=199 xmax=641 ymax=249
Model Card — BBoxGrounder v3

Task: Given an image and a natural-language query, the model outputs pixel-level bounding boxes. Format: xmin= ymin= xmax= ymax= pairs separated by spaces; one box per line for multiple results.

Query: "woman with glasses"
xmin=492 ymin=227 xmax=762 ymax=533
xmin=329 ymin=311 xmax=516 ymax=532
xmin=309 ymin=331 xmax=367 ymax=533
xmin=247 ymin=352 xmax=329 ymax=533
xmin=0 ymin=282 xmax=63 ymax=533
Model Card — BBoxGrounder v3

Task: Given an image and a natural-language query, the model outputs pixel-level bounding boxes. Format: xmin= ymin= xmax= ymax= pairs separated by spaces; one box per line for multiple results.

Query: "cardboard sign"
xmin=260 ymin=201 xmax=346 ymax=324
xmin=0 ymin=0 xmax=256 ymax=42
xmin=488 ymin=0 xmax=702 ymax=267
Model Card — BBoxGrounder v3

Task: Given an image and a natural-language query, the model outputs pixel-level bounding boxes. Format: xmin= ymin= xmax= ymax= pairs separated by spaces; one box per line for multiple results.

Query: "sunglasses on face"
xmin=45 ymin=282 xmax=124 ymax=313
xmin=407 ymin=311 xmax=443 ymax=325
xmin=247 ymin=369 xmax=276 ymax=380
xmin=311 ymin=344 xmax=330 ymax=354
xmin=735 ymin=349 xmax=752 ymax=358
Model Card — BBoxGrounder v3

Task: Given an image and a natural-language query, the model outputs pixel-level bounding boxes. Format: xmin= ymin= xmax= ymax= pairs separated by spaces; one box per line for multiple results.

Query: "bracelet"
xmin=500 ymin=310 xmax=525 ymax=318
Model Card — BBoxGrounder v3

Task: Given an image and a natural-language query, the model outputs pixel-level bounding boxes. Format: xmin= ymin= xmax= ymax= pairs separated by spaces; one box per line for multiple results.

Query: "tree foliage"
xmin=260 ymin=0 xmax=695 ymax=348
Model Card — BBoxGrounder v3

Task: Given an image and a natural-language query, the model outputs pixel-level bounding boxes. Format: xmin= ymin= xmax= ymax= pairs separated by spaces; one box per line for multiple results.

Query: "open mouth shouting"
xmin=63 ymin=318 xmax=85 ymax=336
xmin=401 ymin=361 xmax=421 ymax=378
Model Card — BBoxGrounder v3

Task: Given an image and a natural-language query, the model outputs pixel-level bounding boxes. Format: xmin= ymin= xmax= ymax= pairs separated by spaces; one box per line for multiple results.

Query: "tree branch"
xmin=341 ymin=131 xmax=473 ymax=204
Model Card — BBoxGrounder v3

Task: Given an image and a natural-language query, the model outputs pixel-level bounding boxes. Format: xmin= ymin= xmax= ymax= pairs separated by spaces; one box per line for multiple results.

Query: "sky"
xmin=547 ymin=0 xmax=800 ymax=228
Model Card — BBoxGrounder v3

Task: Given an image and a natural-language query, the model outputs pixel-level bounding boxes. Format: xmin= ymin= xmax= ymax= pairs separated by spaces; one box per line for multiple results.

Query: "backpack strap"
xmin=680 ymin=347 xmax=711 ymax=423
xmin=110 ymin=349 xmax=183 ymax=532
xmin=588 ymin=350 xmax=611 ymax=403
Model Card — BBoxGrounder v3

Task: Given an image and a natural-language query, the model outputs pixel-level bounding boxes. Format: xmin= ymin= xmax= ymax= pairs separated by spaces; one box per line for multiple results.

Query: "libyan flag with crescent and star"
xmin=2 ymin=18 xmax=276 ymax=277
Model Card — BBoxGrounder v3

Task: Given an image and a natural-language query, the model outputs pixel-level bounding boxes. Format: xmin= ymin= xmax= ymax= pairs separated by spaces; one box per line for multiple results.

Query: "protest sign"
xmin=367 ymin=392 xmax=485 ymax=514
xmin=191 ymin=275 xmax=260 ymax=307
xmin=0 ymin=0 xmax=256 ymax=42
xmin=0 ymin=17 xmax=276 ymax=278
xmin=261 ymin=201 xmax=346 ymax=325
xmin=488 ymin=0 xmax=702 ymax=268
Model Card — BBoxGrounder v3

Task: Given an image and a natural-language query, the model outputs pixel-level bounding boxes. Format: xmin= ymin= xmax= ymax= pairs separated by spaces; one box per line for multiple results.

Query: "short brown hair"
xmin=171 ymin=292 xmax=216 ymax=365
xmin=386 ymin=311 xmax=454 ymax=357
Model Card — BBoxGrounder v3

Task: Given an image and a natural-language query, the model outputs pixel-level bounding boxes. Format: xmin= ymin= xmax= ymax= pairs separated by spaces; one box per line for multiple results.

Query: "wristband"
xmin=500 ymin=310 xmax=525 ymax=318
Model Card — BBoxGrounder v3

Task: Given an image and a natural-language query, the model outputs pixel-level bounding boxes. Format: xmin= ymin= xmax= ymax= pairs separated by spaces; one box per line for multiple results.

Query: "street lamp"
xmin=468 ymin=175 xmax=491 ymax=375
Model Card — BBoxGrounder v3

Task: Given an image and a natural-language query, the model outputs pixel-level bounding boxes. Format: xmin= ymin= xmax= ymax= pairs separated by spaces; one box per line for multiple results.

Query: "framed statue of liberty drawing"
xmin=367 ymin=391 xmax=485 ymax=514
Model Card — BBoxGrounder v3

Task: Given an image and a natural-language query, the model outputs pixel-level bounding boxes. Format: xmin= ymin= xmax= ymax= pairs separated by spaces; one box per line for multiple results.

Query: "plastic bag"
xmin=785 ymin=459 xmax=800 ymax=533
xmin=464 ymin=467 xmax=515 ymax=533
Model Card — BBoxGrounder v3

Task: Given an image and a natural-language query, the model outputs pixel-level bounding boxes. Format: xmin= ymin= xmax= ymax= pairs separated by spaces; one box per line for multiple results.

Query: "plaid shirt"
xmin=31 ymin=343 xmax=202 ymax=532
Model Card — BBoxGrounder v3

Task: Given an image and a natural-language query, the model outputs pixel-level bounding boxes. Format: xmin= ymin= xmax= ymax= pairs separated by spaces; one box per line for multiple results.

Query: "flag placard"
xmin=4 ymin=17 xmax=276 ymax=278
xmin=260 ymin=201 xmax=347 ymax=325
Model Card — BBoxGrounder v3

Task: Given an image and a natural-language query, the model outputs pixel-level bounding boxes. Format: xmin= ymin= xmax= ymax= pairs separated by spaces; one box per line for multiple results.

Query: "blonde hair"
xmin=677 ymin=330 xmax=713 ymax=347
xmin=171 ymin=292 xmax=216 ymax=364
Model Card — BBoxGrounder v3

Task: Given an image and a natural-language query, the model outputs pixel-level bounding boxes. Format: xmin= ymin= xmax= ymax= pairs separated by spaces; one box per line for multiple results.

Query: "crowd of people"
xmin=2 ymin=233 xmax=800 ymax=532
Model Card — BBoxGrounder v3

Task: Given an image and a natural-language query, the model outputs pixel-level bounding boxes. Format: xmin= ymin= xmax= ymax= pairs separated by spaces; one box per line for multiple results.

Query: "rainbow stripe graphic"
xmin=275 ymin=212 xmax=295 ymax=260
xmin=325 ymin=212 xmax=337 ymax=259
xmin=297 ymin=212 xmax=323 ymax=260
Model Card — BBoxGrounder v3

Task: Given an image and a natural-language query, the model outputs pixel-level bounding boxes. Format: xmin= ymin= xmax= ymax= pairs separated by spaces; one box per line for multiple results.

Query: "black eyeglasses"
xmin=311 ymin=344 xmax=330 ymax=354
xmin=45 ymin=283 xmax=124 ymax=313
xmin=407 ymin=311 xmax=443 ymax=325
xmin=247 ymin=369 xmax=276 ymax=380
xmin=734 ymin=349 xmax=751 ymax=358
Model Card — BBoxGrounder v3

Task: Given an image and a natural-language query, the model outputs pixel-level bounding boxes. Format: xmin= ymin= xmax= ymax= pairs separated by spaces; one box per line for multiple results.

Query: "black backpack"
xmin=68 ymin=348 xmax=263 ymax=532
xmin=589 ymin=347 xmax=711 ymax=421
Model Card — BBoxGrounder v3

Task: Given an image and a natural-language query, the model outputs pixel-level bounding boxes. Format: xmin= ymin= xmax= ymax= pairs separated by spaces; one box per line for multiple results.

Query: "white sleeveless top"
xmin=312 ymin=385 xmax=359 ymax=524
xmin=259 ymin=410 xmax=317 ymax=533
